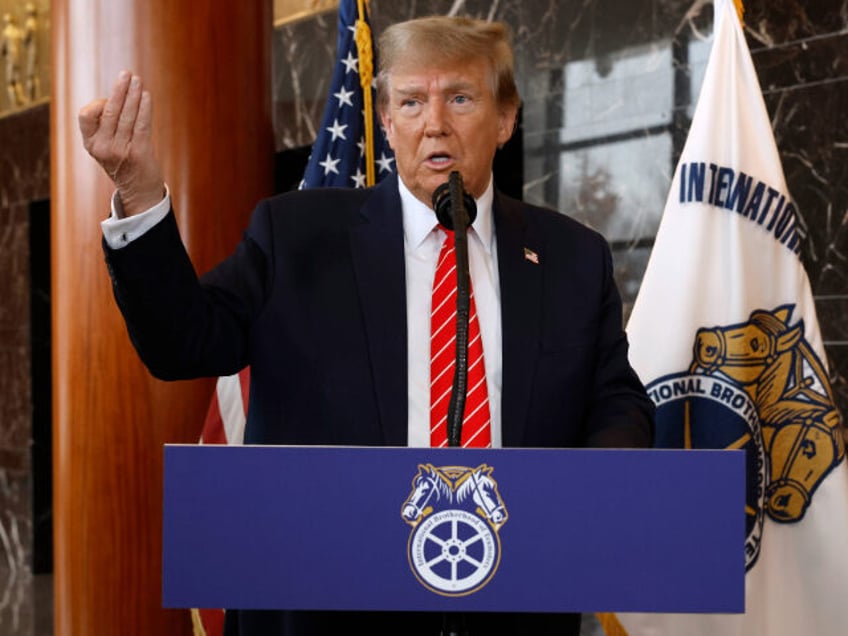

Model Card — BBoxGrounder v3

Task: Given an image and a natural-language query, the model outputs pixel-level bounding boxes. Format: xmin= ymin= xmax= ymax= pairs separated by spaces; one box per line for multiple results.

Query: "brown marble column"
xmin=50 ymin=2 xmax=273 ymax=634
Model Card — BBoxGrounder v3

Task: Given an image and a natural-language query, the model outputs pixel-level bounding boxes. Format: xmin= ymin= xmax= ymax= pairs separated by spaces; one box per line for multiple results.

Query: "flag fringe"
xmin=190 ymin=608 xmax=207 ymax=636
xmin=596 ymin=612 xmax=631 ymax=636
xmin=732 ymin=0 xmax=744 ymax=25
xmin=354 ymin=0 xmax=376 ymax=186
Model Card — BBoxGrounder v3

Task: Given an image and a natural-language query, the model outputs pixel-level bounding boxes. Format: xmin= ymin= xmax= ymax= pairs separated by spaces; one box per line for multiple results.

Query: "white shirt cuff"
xmin=101 ymin=185 xmax=171 ymax=249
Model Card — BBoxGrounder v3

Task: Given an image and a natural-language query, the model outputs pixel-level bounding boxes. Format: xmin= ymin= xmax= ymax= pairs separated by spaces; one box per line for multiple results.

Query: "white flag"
xmin=614 ymin=0 xmax=848 ymax=634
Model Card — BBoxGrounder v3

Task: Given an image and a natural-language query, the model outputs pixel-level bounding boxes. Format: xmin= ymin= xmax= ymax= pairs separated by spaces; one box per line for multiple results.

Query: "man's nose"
xmin=424 ymin=101 xmax=450 ymax=136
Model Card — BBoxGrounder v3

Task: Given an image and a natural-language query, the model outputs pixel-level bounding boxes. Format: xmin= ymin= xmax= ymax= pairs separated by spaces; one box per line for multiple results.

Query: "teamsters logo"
xmin=648 ymin=305 xmax=845 ymax=570
xmin=401 ymin=464 xmax=508 ymax=596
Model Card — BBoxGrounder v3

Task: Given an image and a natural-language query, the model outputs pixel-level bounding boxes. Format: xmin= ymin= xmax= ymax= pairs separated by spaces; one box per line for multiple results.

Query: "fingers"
xmin=134 ymin=88 xmax=153 ymax=142
xmin=112 ymin=74 xmax=144 ymax=148
xmin=78 ymin=98 xmax=107 ymax=146
xmin=77 ymin=70 xmax=151 ymax=171
xmin=77 ymin=70 xmax=138 ymax=157
xmin=98 ymin=70 xmax=132 ymax=139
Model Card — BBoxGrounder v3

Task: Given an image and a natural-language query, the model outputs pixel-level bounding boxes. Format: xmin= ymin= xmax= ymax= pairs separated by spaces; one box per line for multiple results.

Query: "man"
xmin=79 ymin=15 xmax=653 ymax=636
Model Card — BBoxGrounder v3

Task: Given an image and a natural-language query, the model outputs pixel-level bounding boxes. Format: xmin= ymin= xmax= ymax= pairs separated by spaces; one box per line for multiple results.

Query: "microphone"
xmin=431 ymin=171 xmax=475 ymax=450
xmin=432 ymin=176 xmax=477 ymax=230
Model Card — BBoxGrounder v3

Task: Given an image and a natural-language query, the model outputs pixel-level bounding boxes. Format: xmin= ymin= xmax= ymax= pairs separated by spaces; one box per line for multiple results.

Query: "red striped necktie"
xmin=430 ymin=226 xmax=491 ymax=448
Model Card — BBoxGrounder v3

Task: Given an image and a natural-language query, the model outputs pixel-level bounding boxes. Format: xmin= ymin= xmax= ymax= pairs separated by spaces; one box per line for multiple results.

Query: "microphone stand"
xmin=432 ymin=171 xmax=476 ymax=636
xmin=446 ymin=172 xmax=472 ymax=448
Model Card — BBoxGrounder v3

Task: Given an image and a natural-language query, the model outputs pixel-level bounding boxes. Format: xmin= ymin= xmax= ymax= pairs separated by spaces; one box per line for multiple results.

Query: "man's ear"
xmin=380 ymin=110 xmax=395 ymax=148
xmin=496 ymin=106 xmax=518 ymax=146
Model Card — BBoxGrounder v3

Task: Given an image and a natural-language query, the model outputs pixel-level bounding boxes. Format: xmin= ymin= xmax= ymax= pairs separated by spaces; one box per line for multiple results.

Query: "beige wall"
xmin=274 ymin=0 xmax=337 ymax=26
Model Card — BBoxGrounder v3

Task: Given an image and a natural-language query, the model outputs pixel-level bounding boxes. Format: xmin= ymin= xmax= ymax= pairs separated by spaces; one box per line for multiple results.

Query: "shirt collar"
xmin=399 ymin=175 xmax=495 ymax=254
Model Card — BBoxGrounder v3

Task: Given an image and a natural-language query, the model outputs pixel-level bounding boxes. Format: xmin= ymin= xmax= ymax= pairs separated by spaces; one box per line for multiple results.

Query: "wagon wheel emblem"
xmin=408 ymin=509 xmax=499 ymax=596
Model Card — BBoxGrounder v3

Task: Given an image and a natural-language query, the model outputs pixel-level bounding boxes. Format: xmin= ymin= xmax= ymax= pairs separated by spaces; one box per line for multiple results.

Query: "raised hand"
xmin=78 ymin=70 xmax=165 ymax=217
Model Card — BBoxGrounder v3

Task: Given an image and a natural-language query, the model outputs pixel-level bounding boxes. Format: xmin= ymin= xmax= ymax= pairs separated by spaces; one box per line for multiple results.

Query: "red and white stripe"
xmin=430 ymin=228 xmax=491 ymax=448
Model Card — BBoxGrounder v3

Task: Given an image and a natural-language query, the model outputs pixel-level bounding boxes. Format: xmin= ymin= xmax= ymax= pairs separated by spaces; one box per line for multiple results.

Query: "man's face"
xmin=380 ymin=57 xmax=517 ymax=207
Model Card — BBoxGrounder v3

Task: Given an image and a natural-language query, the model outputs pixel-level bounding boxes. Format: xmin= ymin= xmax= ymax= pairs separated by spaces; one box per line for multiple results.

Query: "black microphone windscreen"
xmin=431 ymin=173 xmax=478 ymax=229
xmin=432 ymin=181 xmax=454 ymax=229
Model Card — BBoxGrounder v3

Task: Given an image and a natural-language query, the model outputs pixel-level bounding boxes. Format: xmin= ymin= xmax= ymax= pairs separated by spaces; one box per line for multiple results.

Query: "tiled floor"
xmin=0 ymin=568 xmax=52 ymax=636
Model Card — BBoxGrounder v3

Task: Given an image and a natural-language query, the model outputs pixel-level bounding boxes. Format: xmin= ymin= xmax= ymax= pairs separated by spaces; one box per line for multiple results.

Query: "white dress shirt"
xmin=399 ymin=177 xmax=502 ymax=448
xmin=101 ymin=176 xmax=504 ymax=447
xmin=101 ymin=187 xmax=170 ymax=249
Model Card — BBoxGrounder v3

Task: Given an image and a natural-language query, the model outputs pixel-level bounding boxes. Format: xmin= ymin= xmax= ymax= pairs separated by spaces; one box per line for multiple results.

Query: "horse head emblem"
xmin=456 ymin=466 xmax=508 ymax=529
xmin=689 ymin=305 xmax=844 ymax=522
xmin=401 ymin=464 xmax=452 ymax=525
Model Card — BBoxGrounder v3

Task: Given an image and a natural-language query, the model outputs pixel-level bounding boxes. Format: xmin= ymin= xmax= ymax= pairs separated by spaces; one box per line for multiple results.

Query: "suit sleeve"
xmin=103 ymin=201 xmax=272 ymax=380
xmin=584 ymin=235 xmax=655 ymax=448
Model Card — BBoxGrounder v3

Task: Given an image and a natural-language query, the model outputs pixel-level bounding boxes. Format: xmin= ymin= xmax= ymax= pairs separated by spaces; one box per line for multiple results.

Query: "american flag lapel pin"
xmin=523 ymin=247 xmax=539 ymax=264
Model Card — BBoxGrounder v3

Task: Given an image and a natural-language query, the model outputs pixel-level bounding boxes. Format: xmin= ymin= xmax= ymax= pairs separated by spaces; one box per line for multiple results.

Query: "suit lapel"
xmin=495 ymin=193 xmax=543 ymax=446
xmin=349 ymin=175 xmax=408 ymax=445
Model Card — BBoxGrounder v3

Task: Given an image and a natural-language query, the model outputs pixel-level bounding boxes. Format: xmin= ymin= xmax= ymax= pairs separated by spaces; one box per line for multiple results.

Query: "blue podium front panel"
xmin=162 ymin=446 xmax=744 ymax=613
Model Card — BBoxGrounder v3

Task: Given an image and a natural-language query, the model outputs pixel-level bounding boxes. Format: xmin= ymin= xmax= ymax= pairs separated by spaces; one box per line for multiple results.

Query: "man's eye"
xmin=453 ymin=94 xmax=470 ymax=105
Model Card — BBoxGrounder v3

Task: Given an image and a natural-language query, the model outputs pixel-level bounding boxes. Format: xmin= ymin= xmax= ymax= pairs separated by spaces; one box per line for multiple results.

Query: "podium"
xmin=162 ymin=446 xmax=745 ymax=613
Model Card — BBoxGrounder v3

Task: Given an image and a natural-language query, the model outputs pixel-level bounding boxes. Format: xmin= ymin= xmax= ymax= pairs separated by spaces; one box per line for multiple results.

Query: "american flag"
xmin=300 ymin=0 xmax=394 ymax=190
xmin=193 ymin=1 xmax=393 ymax=633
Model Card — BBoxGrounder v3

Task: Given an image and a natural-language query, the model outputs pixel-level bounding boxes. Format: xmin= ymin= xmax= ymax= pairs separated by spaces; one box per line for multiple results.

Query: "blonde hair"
xmin=376 ymin=15 xmax=520 ymax=114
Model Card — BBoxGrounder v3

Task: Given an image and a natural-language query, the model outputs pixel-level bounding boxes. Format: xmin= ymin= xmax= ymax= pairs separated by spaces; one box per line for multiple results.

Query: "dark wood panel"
xmin=50 ymin=2 xmax=274 ymax=634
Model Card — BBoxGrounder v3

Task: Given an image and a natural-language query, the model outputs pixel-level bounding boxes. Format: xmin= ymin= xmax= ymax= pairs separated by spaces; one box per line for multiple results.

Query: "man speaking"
xmin=79 ymin=14 xmax=654 ymax=636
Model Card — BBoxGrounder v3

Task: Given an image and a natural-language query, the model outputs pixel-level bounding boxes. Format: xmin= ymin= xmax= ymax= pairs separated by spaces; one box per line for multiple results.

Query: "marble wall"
xmin=0 ymin=101 xmax=50 ymax=635
xmin=273 ymin=0 xmax=848 ymax=429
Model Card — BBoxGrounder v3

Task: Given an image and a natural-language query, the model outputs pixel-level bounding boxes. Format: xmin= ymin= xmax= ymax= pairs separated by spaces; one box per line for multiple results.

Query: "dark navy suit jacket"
xmin=104 ymin=173 xmax=654 ymax=635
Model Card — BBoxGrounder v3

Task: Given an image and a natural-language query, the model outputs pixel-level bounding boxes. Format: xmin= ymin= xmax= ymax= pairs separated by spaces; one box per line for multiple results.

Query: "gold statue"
xmin=23 ymin=3 xmax=39 ymax=101
xmin=2 ymin=13 xmax=26 ymax=107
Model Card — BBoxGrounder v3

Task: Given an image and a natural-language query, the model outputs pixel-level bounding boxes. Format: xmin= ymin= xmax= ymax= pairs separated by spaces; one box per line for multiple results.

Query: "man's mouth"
xmin=427 ymin=153 xmax=453 ymax=166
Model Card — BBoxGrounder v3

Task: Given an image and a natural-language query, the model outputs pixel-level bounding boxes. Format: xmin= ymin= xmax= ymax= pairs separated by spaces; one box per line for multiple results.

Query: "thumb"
xmin=78 ymin=98 xmax=107 ymax=146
